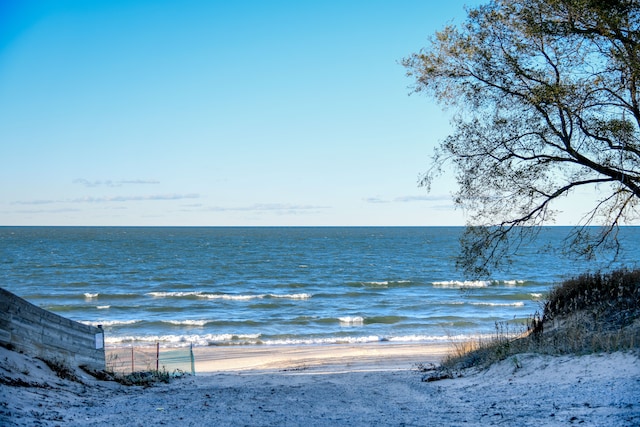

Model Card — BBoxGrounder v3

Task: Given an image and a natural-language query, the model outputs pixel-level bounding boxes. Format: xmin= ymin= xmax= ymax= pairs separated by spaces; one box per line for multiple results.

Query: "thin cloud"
xmin=73 ymin=179 xmax=160 ymax=187
xmin=71 ymin=194 xmax=200 ymax=203
xmin=8 ymin=208 xmax=82 ymax=214
xmin=365 ymin=195 xmax=452 ymax=204
xmin=13 ymin=194 xmax=199 ymax=205
xmin=12 ymin=199 xmax=57 ymax=205
xmin=364 ymin=197 xmax=389 ymax=204
xmin=393 ymin=195 xmax=451 ymax=203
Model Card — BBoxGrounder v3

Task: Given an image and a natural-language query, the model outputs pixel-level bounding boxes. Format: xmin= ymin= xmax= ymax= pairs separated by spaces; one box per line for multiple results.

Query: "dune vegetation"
xmin=424 ymin=268 xmax=640 ymax=380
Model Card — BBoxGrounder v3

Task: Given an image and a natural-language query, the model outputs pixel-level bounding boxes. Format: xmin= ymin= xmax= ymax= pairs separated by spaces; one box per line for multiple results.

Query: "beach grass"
xmin=426 ymin=268 xmax=640 ymax=379
xmin=83 ymin=365 xmax=175 ymax=386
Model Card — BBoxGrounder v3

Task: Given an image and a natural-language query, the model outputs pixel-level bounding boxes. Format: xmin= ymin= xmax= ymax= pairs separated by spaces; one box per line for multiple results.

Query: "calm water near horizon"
xmin=1 ymin=226 xmax=638 ymax=348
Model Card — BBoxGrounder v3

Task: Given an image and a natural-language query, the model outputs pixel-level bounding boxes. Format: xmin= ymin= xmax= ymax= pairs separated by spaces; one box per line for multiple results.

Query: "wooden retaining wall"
xmin=0 ymin=287 xmax=105 ymax=371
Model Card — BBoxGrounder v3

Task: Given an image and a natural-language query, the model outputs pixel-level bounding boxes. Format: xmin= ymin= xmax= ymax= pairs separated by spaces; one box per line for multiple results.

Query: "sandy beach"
xmin=191 ymin=343 xmax=451 ymax=373
xmin=2 ymin=342 xmax=639 ymax=426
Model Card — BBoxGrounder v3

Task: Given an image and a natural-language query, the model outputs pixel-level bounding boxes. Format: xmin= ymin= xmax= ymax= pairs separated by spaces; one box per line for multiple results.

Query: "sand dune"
xmin=1 ymin=344 xmax=639 ymax=426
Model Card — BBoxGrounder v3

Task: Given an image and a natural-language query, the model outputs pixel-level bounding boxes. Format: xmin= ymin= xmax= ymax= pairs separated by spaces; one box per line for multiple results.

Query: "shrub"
xmin=81 ymin=365 xmax=174 ymax=386
xmin=423 ymin=268 xmax=640 ymax=380
xmin=543 ymin=269 xmax=640 ymax=329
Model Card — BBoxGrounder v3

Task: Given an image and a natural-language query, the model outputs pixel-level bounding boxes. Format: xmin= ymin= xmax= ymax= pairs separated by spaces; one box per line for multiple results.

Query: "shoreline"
xmin=192 ymin=342 xmax=451 ymax=373
xmin=3 ymin=344 xmax=638 ymax=426
xmin=106 ymin=342 xmax=452 ymax=374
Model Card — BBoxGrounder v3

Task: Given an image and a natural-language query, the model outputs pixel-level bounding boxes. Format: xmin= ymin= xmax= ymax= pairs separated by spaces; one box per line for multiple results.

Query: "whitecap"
xmin=261 ymin=334 xmax=502 ymax=346
xmin=81 ymin=319 xmax=141 ymax=327
xmin=432 ymin=280 xmax=492 ymax=288
xmin=365 ymin=281 xmax=389 ymax=286
xmin=269 ymin=293 xmax=312 ymax=300
xmin=470 ymin=302 xmax=525 ymax=307
xmin=96 ymin=305 xmax=110 ymax=309
xmin=166 ymin=320 xmax=208 ymax=327
xmin=103 ymin=332 xmax=516 ymax=348
xmin=197 ymin=293 xmax=311 ymax=301
xmin=261 ymin=335 xmax=382 ymax=346
xmin=147 ymin=291 xmax=202 ymax=298
xmin=198 ymin=294 xmax=264 ymax=301
xmin=84 ymin=293 xmax=99 ymax=298
xmin=339 ymin=316 xmax=364 ymax=326
xmin=105 ymin=333 xmax=263 ymax=347
xmin=386 ymin=333 xmax=498 ymax=343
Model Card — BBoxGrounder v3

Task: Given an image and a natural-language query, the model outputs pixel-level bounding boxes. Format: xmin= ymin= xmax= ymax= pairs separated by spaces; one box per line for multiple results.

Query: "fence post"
xmin=131 ymin=347 xmax=134 ymax=373
xmin=156 ymin=342 xmax=160 ymax=371
xmin=190 ymin=343 xmax=195 ymax=375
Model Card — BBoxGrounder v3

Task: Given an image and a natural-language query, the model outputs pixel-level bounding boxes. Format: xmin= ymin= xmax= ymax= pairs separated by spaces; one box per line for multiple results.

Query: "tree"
xmin=403 ymin=0 xmax=640 ymax=276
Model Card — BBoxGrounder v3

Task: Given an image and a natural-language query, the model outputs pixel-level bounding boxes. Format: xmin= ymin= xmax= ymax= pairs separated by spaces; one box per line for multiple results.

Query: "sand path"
xmin=2 ymin=344 xmax=639 ymax=426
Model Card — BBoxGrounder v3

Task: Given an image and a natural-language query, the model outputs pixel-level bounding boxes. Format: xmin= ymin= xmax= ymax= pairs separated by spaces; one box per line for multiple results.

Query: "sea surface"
xmin=1 ymin=226 xmax=638 ymax=348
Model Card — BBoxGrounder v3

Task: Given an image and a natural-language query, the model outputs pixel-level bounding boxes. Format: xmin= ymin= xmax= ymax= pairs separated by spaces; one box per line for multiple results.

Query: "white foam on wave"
xmin=198 ymin=293 xmax=312 ymax=301
xmin=167 ymin=320 xmax=208 ymax=327
xmin=270 ymin=293 xmax=312 ymax=300
xmin=105 ymin=333 xmax=262 ymax=347
xmin=198 ymin=294 xmax=259 ymax=301
xmin=470 ymin=302 xmax=525 ymax=307
xmin=103 ymin=332 xmax=508 ymax=348
xmin=339 ymin=316 xmax=364 ymax=326
xmin=82 ymin=319 xmax=141 ymax=327
xmin=530 ymin=293 xmax=543 ymax=299
xmin=386 ymin=333 xmax=499 ymax=343
xmin=147 ymin=291 xmax=202 ymax=298
xmin=84 ymin=293 xmax=99 ymax=298
xmin=363 ymin=280 xmax=412 ymax=286
xmin=433 ymin=280 xmax=492 ymax=288
xmin=261 ymin=335 xmax=384 ymax=346
xmin=387 ymin=334 xmax=466 ymax=343
xmin=147 ymin=291 xmax=311 ymax=301
xmin=96 ymin=305 xmax=110 ymax=309
xmin=432 ymin=279 xmax=525 ymax=289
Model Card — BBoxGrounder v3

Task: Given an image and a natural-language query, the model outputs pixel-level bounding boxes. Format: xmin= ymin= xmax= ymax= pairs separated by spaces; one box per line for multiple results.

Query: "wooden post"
xmin=190 ymin=343 xmax=195 ymax=375
xmin=131 ymin=347 xmax=134 ymax=373
xmin=156 ymin=342 xmax=160 ymax=371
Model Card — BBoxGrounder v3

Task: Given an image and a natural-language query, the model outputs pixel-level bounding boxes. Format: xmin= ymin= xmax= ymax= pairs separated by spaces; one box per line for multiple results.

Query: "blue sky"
xmin=0 ymin=0 xmax=598 ymax=226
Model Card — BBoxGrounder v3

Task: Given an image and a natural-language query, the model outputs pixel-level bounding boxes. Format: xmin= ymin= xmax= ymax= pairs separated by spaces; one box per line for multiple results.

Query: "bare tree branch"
xmin=404 ymin=0 xmax=640 ymax=276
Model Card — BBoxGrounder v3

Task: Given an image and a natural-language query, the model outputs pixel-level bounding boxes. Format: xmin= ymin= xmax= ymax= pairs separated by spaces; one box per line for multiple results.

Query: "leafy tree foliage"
xmin=404 ymin=0 xmax=640 ymax=276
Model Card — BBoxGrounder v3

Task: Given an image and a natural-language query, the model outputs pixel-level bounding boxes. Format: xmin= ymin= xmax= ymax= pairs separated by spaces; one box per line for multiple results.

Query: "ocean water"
xmin=1 ymin=226 xmax=638 ymax=348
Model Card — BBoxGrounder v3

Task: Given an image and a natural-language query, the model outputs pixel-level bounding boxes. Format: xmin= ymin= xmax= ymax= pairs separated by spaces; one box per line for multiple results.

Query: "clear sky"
xmin=0 ymin=0 xmax=599 ymax=226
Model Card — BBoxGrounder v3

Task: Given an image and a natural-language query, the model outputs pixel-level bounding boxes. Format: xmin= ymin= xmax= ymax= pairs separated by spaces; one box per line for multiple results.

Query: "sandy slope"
xmin=1 ymin=345 xmax=639 ymax=426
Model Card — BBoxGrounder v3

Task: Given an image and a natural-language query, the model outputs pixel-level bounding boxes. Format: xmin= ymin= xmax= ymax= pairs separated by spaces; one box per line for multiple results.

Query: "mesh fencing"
xmin=106 ymin=344 xmax=195 ymax=376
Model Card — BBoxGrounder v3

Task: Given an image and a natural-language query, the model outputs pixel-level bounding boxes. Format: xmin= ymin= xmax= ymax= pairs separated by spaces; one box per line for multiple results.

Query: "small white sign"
xmin=95 ymin=333 xmax=104 ymax=349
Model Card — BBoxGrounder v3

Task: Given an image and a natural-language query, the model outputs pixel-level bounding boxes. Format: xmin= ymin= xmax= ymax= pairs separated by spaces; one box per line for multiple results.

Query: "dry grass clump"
xmin=540 ymin=268 xmax=640 ymax=354
xmin=428 ymin=318 xmax=539 ymax=378
xmin=544 ymin=269 xmax=640 ymax=328
xmin=423 ymin=268 xmax=640 ymax=380
xmin=39 ymin=358 xmax=83 ymax=383
xmin=112 ymin=369 xmax=172 ymax=386
xmin=82 ymin=365 xmax=176 ymax=386
xmin=42 ymin=357 xmax=173 ymax=387
xmin=83 ymin=350 xmax=188 ymax=386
